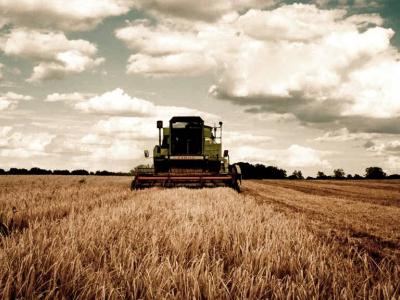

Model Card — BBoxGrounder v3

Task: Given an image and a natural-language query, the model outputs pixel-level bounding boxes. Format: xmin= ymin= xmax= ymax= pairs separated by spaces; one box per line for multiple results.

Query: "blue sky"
xmin=1 ymin=0 xmax=400 ymax=176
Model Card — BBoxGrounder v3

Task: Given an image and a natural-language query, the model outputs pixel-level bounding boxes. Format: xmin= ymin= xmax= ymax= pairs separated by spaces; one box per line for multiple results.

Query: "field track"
xmin=244 ymin=180 xmax=400 ymax=261
xmin=0 ymin=176 xmax=399 ymax=299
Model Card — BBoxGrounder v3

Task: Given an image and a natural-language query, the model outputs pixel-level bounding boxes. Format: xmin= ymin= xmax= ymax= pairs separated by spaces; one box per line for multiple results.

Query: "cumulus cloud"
xmin=315 ymin=128 xmax=377 ymax=142
xmin=75 ymin=88 xmax=155 ymax=116
xmin=364 ymin=139 xmax=400 ymax=173
xmin=365 ymin=140 xmax=400 ymax=156
xmin=211 ymin=10 xmax=397 ymax=115
xmin=232 ymin=144 xmax=330 ymax=168
xmin=73 ymin=88 xmax=219 ymax=121
xmin=115 ymin=20 xmax=204 ymax=56
xmin=224 ymin=131 xmax=272 ymax=146
xmin=224 ymin=131 xmax=332 ymax=168
xmin=93 ymin=117 xmax=157 ymax=140
xmin=0 ymin=91 xmax=33 ymax=111
xmin=385 ymin=156 xmax=400 ymax=172
xmin=132 ymin=0 xmax=277 ymax=22
xmin=223 ymin=129 xmax=329 ymax=168
xmin=0 ymin=28 xmax=104 ymax=81
xmin=45 ymin=92 xmax=94 ymax=102
xmin=0 ymin=127 xmax=55 ymax=158
xmin=0 ymin=0 xmax=132 ymax=31
xmin=116 ymin=22 xmax=215 ymax=76
xmin=126 ymin=53 xmax=215 ymax=76
xmin=116 ymin=3 xmax=400 ymax=127
xmin=0 ymin=99 xmax=13 ymax=111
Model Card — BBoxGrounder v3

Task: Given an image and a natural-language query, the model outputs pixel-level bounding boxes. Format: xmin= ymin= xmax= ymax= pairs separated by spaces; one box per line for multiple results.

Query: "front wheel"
xmin=131 ymin=176 xmax=139 ymax=190
xmin=231 ymin=164 xmax=242 ymax=193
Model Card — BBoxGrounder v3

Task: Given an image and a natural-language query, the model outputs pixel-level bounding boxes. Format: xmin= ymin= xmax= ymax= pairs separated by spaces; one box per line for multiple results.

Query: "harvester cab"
xmin=131 ymin=116 xmax=242 ymax=191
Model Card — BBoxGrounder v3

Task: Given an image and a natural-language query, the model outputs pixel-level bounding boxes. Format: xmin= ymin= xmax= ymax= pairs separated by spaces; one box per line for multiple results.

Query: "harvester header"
xmin=132 ymin=116 xmax=241 ymax=191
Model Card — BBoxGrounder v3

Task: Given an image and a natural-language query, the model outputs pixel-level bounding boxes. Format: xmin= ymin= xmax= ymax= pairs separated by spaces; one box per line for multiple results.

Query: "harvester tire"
xmin=232 ymin=164 xmax=242 ymax=193
xmin=131 ymin=176 xmax=139 ymax=190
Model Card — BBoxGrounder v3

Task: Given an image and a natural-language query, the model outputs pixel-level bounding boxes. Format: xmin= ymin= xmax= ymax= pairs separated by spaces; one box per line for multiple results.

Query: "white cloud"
xmin=224 ymin=131 xmax=272 ymax=147
xmin=315 ymin=128 xmax=377 ymax=142
xmin=132 ymin=0 xmax=276 ymax=22
xmin=75 ymin=88 xmax=156 ymax=116
xmin=0 ymin=0 xmax=132 ymax=31
xmin=1 ymin=91 xmax=33 ymax=101
xmin=126 ymin=53 xmax=215 ymax=76
xmin=115 ymin=20 xmax=204 ymax=56
xmin=117 ymin=3 xmax=400 ymax=121
xmin=236 ymin=5 xmax=348 ymax=42
xmin=94 ymin=117 xmax=156 ymax=140
xmin=0 ymin=128 xmax=55 ymax=158
xmin=210 ymin=6 xmax=400 ymax=119
xmin=0 ymin=126 xmax=13 ymax=143
xmin=339 ymin=56 xmax=400 ymax=118
xmin=73 ymin=88 xmax=219 ymax=121
xmin=45 ymin=92 xmax=93 ymax=102
xmin=0 ymin=91 xmax=33 ymax=110
xmin=0 ymin=28 xmax=104 ymax=81
xmin=286 ymin=144 xmax=331 ymax=168
xmin=116 ymin=21 xmax=215 ymax=76
xmin=364 ymin=140 xmax=400 ymax=173
xmin=0 ymin=98 xmax=14 ymax=111
xmin=384 ymin=156 xmax=400 ymax=173
xmin=232 ymin=143 xmax=330 ymax=168
xmin=366 ymin=140 xmax=400 ymax=155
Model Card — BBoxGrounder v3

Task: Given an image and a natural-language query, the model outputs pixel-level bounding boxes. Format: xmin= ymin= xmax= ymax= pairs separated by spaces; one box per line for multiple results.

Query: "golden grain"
xmin=0 ymin=176 xmax=399 ymax=299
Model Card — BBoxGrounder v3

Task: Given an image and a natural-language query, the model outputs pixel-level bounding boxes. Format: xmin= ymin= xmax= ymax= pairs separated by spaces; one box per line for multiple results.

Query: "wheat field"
xmin=0 ymin=176 xmax=399 ymax=299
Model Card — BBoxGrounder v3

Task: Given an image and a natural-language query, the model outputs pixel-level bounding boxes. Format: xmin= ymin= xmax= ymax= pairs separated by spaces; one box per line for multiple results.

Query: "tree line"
xmin=236 ymin=162 xmax=400 ymax=180
xmin=0 ymin=168 xmax=130 ymax=176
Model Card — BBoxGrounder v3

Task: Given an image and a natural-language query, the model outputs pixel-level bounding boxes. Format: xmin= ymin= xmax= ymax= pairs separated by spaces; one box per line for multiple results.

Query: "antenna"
xmin=219 ymin=121 xmax=223 ymax=143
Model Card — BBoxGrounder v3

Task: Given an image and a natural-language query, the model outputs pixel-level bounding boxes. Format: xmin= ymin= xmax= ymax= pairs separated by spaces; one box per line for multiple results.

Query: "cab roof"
xmin=170 ymin=116 xmax=204 ymax=123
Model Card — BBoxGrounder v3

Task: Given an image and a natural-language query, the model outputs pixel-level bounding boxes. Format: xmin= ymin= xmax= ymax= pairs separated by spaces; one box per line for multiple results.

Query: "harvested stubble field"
xmin=0 ymin=176 xmax=399 ymax=299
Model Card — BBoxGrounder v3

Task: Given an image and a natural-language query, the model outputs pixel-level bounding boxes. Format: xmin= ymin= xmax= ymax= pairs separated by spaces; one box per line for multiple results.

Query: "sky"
xmin=0 ymin=0 xmax=400 ymax=176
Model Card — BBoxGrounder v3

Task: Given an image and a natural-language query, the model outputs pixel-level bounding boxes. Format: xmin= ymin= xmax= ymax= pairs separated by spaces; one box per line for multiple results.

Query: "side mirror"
xmin=223 ymin=150 xmax=229 ymax=157
xmin=157 ymin=120 xmax=163 ymax=129
xmin=144 ymin=150 xmax=149 ymax=158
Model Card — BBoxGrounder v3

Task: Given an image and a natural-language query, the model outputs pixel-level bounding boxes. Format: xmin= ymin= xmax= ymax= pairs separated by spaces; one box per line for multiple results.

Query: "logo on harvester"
xmin=170 ymin=156 xmax=204 ymax=160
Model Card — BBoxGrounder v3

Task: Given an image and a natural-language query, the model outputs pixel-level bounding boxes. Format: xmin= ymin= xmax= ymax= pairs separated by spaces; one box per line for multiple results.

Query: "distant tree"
xmin=8 ymin=168 xmax=29 ymax=175
xmin=346 ymin=174 xmax=353 ymax=179
xmin=290 ymin=170 xmax=304 ymax=180
xmin=387 ymin=174 xmax=400 ymax=179
xmin=71 ymin=169 xmax=89 ymax=175
xmin=29 ymin=167 xmax=52 ymax=175
xmin=236 ymin=162 xmax=287 ymax=179
xmin=306 ymin=176 xmax=314 ymax=180
xmin=365 ymin=167 xmax=386 ymax=179
xmin=333 ymin=168 xmax=345 ymax=179
xmin=53 ymin=169 xmax=70 ymax=175
xmin=316 ymin=171 xmax=327 ymax=179
xmin=0 ymin=169 xmax=5 ymax=175
xmin=263 ymin=166 xmax=287 ymax=179
xmin=96 ymin=170 xmax=112 ymax=176
xmin=353 ymin=174 xmax=363 ymax=179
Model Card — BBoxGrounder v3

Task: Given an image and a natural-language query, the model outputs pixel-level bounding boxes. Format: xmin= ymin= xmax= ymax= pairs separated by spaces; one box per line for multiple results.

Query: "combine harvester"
xmin=132 ymin=116 xmax=242 ymax=191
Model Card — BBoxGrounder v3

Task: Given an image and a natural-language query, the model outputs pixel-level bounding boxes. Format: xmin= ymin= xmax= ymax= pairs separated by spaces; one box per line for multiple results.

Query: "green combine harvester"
xmin=132 ymin=116 xmax=242 ymax=191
